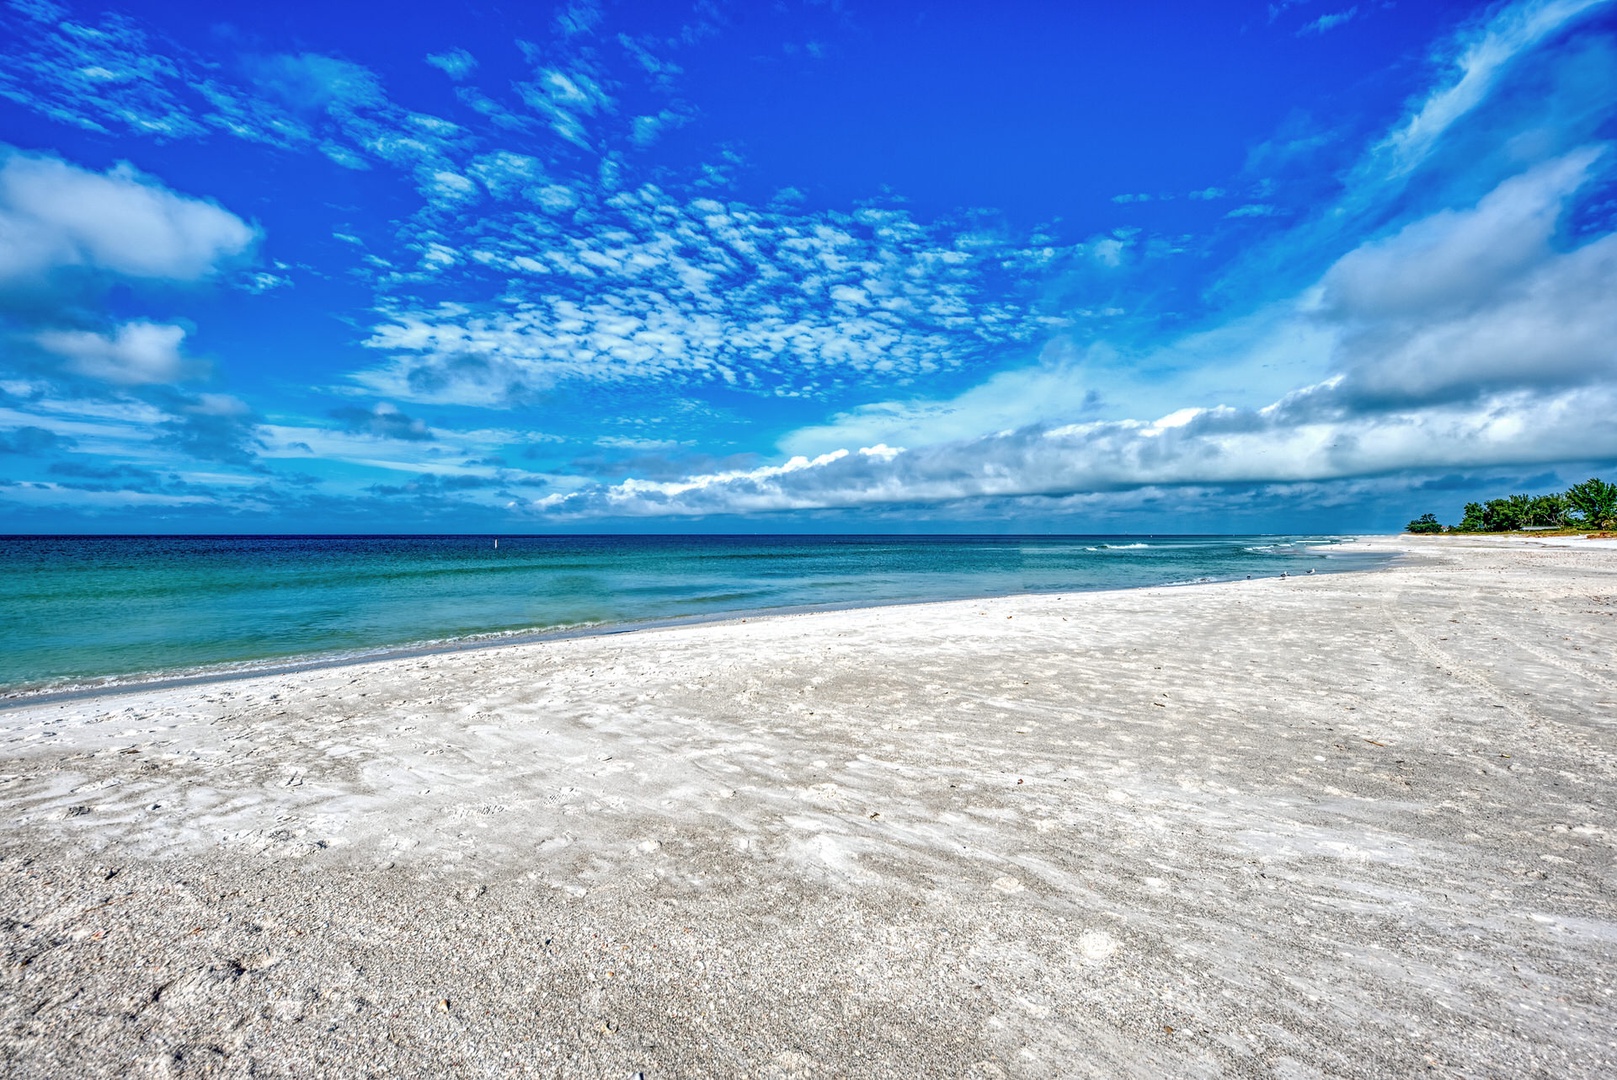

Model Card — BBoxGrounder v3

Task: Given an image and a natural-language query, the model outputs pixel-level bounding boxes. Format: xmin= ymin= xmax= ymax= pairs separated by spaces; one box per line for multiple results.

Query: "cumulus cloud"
xmin=35 ymin=320 xmax=203 ymax=384
xmin=0 ymin=149 xmax=257 ymax=289
xmin=533 ymin=382 xmax=1617 ymax=518
xmin=0 ymin=148 xmax=265 ymax=476
xmin=533 ymin=124 xmax=1617 ymax=518
xmin=331 ymin=402 xmax=435 ymax=441
xmin=0 ymin=381 xmax=266 ymax=498
xmin=0 ymin=425 xmax=75 ymax=455
xmin=158 ymin=392 xmax=261 ymax=464
xmin=352 ymin=0 xmax=1617 ymax=518
xmin=4 ymin=0 xmax=1612 ymax=527
xmin=0 ymin=146 xmax=263 ymax=486
xmin=1318 ymin=148 xmax=1616 ymax=405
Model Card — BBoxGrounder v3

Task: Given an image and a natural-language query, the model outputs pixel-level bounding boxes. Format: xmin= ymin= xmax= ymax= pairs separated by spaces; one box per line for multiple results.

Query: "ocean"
xmin=0 ymin=534 xmax=1388 ymax=695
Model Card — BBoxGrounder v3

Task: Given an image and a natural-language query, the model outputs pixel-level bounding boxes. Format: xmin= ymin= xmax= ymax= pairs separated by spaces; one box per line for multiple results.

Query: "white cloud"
xmin=540 ymin=137 xmax=1617 ymax=518
xmin=0 ymin=481 xmax=216 ymax=510
xmin=1297 ymin=7 xmax=1358 ymax=36
xmin=184 ymin=392 xmax=251 ymax=418
xmin=467 ymin=151 xmax=545 ymax=199
xmin=595 ymin=434 xmax=689 ymax=451
xmin=4 ymin=0 xmax=1611 ymax=523
xmin=247 ymin=53 xmax=384 ymax=113
xmin=422 ymin=169 xmax=479 ymax=204
xmin=0 ymin=13 xmax=483 ymax=195
xmin=35 ymin=320 xmax=201 ymax=385
xmin=426 ymin=49 xmax=478 ymax=80
xmin=1317 ymin=148 xmax=1617 ymax=403
xmin=534 ymin=183 xmax=581 ymax=213
xmin=329 ymin=401 xmax=435 ymax=441
xmin=0 ymin=396 xmax=172 ymax=452
xmin=0 ymin=382 xmax=262 ymax=481
xmin=533 ymin=384 xmax=1617 ymax=518
xmin=354 ymin=188 xmax=1051 ymax=405
xmin=781 ymin=298 xmax=1340 ymax=458
xmin=0 ymin=4 xmax=205 ymax=139
xmin=0 ymin=148 xmax=257 ymax=288
xmin=1320 ymin=149 xmax=1595 ymax=320
xmin=517 ymin=66 xmax=613 ymax=149
xmin=244 ymin=271 xmax=291 ymax=293
xmin=779 ymin=349 xmax=1103 ymax=457
xmin=1361 ymin=0 xmax=1611 ymax=183
xmin=630 ymin=108 xmax=691 ymax=148
xmin=319 ymin=141 xmax=370 ymax=170
xmin=555 ymin=0 xmax=603 ymax=38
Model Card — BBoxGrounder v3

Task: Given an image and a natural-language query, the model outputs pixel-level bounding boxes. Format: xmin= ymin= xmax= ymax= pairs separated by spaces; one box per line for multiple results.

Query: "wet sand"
xmin=2 ymin=535 xmax=1615 ymax=1078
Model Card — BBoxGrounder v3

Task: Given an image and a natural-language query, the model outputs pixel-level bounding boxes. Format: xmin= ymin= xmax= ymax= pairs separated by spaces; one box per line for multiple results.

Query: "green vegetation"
xmin=1406 ymin=478 xmax=1617 ymax=534
xmin=1565 ymin=477 xmax=1617 ymax=530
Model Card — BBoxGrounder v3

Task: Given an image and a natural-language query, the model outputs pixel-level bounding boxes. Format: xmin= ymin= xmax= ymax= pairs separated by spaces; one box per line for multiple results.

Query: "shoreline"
xmin=3 ymin=535 xmax=1615 ymax=1077
xmin=0 ymin=535 xmax=1390 ymax=710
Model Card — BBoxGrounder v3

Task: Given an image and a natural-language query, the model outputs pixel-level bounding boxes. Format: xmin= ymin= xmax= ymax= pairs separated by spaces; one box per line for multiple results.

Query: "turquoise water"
xmin=0 ymin=534 xmax=1385 ymax=693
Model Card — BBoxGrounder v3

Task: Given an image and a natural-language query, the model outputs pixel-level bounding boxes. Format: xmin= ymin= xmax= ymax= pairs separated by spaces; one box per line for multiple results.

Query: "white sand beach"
xmin=3 ymin=536 xmax=1616 ymax=1078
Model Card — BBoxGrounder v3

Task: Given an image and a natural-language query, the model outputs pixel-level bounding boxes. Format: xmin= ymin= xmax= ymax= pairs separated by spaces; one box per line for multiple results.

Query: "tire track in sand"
xmin=1503 ymin=636 xmax=1617 ymax=698
xmin=1378 ymin=591 xmax=1541 ymax=727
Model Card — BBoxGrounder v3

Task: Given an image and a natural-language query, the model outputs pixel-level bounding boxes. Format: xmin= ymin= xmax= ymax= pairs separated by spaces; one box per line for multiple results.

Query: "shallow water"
xmin=0 ymin=533 xmax=1386 ymax=691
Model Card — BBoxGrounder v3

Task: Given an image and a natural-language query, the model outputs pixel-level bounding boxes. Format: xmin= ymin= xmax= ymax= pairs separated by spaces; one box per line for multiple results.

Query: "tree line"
xmin=1406 ymin=477 xmax=1617 ymax=534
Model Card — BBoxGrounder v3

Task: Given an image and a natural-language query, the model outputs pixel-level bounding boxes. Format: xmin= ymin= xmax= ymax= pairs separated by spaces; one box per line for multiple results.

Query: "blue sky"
xmin=1 ymin=0 xmax=1614 ymax=533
